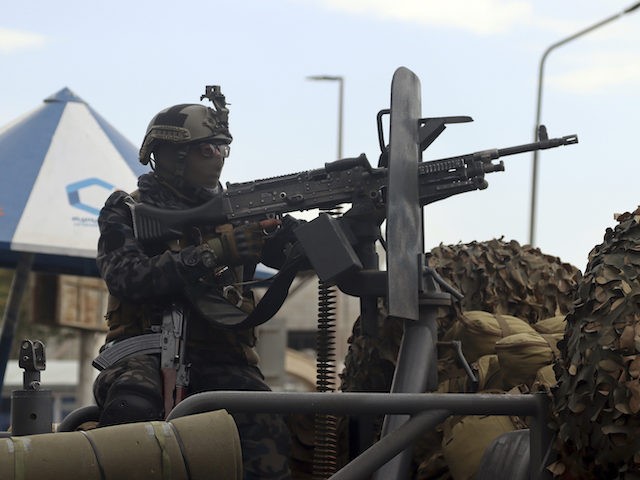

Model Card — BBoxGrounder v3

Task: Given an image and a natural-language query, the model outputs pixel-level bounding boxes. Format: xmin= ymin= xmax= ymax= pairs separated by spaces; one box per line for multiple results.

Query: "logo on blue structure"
xmin=66 ymin=177 xmax=114 ymax=216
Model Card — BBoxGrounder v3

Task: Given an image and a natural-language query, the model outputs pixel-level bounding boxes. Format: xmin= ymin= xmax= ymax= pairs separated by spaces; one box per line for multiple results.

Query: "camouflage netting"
xmin=336 ymin=238 xmax=581 ymax=479
xmin=429 ymin=238 xmax=581 ymax=330
xmin=340 ymin=238 xmax=581 ymax=394
xmin=552 ymin=207 xmax=640 ymax=480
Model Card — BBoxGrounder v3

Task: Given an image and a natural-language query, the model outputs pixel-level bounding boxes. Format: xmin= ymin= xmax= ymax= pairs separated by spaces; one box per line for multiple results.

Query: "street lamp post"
xmin=307 ymin=75 xmax=344 ymax=159
xmin=528 ymin=2 xmax=640 ymax=246
xmin=306 ymin=74 xmax=351 ymax=367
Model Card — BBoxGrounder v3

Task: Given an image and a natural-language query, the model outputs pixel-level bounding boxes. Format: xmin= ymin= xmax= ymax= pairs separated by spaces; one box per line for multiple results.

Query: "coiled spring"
xmin=313 ymin=281 xmax=339 ymax=479
xmin=316 ymin=283 xmax=337 ymax=391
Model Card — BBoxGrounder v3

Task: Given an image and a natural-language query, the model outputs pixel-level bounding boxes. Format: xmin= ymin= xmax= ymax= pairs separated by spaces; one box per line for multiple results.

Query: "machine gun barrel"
xmin=495 ymin=133 xmax=578 ymax=157
xmin=415 ymin=132 xmax=577 ymax=204
xmin=428 ymin=133 xmax=578 ymax=166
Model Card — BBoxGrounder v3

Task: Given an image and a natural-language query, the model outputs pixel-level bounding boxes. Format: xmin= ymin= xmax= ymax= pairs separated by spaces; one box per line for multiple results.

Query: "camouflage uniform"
xmin=93 ymin=172 xmax=292 ymax=480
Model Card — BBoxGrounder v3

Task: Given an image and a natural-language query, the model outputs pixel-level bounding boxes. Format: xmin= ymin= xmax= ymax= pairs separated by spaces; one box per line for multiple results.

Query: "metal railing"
xmin=166 ymin=390 xmax=552 ymax=480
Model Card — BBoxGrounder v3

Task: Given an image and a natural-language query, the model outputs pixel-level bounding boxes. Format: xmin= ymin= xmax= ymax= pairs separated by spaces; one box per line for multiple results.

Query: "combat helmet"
xmin=139 ymin=86 xmax=232 ymax=165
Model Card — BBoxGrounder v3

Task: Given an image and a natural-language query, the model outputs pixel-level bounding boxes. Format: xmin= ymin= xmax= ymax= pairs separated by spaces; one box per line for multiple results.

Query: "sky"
xmin=2 ymin=0 xmax=639 ymax=273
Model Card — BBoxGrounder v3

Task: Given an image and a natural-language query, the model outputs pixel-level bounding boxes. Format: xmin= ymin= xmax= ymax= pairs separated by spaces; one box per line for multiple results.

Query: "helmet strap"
xmin=172 ymin=146 xmax=189 ymax=189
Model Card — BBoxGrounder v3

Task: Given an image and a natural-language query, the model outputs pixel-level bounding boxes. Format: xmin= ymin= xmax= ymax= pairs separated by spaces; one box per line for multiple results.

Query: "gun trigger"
xmin=260 ymin=218 xmax=281 ymax=236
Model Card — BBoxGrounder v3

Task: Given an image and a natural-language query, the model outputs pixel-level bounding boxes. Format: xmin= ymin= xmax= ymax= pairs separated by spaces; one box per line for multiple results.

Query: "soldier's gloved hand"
xmin=261 ymin=215 xmax=307 ymax=269
xmin=230 ymin=223 xmax=265 ymax=263
xmin=278 ymin=215 xmax=306 ymax=243
xmin=208 ymin=220 xmax=280 ymax=265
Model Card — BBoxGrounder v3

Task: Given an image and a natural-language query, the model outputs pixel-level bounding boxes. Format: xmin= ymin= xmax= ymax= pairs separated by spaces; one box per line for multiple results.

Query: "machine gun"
xmin=125 ymin=102 xmax=577 ymax=336
xmin=128 ymin=126 xmax=576 ymax=244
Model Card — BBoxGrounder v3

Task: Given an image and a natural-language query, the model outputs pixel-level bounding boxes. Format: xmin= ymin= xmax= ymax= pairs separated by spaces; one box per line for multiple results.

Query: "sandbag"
xmin=532 ymin=315 xmax=566 ymax=335
xmin=437 ymin=354 xmax=503 ymax=393
xmin=474 ymin=354 xmax=504 ymax=391
xmin=496 ymin=332 xmax=561 ymax=389
xmin=457 ymin=311 xmax=535 ymax=363
xmin=532 ymin=363 xmax=558 ymax=392
xmin=442 ymin=414 xmax=518 ymax=480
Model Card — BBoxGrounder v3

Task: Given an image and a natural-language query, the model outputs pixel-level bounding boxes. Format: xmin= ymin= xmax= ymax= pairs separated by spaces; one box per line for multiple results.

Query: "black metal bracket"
xmin=377 ymin=112 xmax=473 ymax=167
xmin=19 ymin=339 xmax=46 ymax=391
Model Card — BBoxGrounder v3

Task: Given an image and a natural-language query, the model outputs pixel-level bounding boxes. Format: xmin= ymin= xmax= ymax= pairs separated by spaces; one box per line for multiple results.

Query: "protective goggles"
xmin=197 ymin=142 xmax=230 ymax=159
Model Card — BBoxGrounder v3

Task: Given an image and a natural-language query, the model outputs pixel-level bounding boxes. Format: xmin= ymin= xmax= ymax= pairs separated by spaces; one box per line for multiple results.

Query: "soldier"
xmin=92 ymin=96 xmax=294 ymax=479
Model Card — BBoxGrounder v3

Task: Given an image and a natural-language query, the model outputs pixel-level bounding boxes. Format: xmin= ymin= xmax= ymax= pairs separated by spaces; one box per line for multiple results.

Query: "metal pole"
xmin=77 ymin=330 xmax=102 ymax=406
xmin=329 ymin=410 xmax=449 ymax=480
xmin=166 ymin=390 xmax=544 ymax=419
xmin=306 ymin=75 xmax=344 ymax=159
xmin=528 ymin=1 xmax=640 ymax=246
xmin=0 ymin=252 xmax=35 ymax=389
xmin=337 ymin=77 xmax=344 ymax=159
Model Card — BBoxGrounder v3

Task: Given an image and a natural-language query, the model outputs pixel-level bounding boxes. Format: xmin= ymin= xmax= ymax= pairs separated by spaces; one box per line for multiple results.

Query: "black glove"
xmin=261 ymin=215 xmax=306 ymax=269
xmin=207 ymin=222 xmax=267 ymax=266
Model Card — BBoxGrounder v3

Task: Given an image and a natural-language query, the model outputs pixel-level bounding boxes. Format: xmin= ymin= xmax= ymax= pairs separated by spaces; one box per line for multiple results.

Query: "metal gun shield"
xmin=386 ymin=66 xmax=423 ymax=322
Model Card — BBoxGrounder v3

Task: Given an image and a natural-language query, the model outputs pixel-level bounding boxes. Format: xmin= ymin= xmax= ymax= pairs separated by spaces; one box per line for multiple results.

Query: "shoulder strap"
xmin=238 ymin=255 xmax=303 ymax=329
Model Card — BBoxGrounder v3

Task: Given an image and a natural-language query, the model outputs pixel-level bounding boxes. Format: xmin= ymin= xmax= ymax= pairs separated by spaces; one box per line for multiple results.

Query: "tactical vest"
xmin=102 ymin=190 xmax=259 ymax=366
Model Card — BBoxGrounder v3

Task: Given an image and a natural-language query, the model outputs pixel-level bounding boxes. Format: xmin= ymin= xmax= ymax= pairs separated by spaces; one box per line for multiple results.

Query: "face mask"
xmin=183 ymin=143 xmax=229 ymax=189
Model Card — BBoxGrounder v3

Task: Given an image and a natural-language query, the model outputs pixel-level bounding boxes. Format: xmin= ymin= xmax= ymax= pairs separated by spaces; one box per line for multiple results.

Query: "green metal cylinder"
xmin=0 ymin=409 xmax=241 ymax=479
xmin=10 ymin=389 xmax=53 ymax=436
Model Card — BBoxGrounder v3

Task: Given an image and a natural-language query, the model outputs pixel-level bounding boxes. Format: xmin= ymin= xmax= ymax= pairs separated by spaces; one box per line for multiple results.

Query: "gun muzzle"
xmin=541 ymin=134 xmax=578 ymax=149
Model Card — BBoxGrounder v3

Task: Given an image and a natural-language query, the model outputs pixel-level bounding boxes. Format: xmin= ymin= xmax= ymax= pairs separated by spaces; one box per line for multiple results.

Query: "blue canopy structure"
xmin=0 ymin=88 xmax=146 ymax=277
xmin=0 ymin=88 xmax=149 ymax=388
